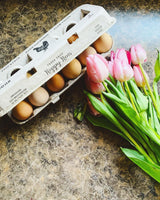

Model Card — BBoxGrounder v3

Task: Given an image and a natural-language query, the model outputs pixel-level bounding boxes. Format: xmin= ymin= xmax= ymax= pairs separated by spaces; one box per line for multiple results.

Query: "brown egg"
xmin=46 ymin=73 xmax=65 ymax=92
xmin=78 ymin=46 xmax=97 ymax=65
xmin=67 ymin=34 xmax=79 ymax=44
xmin=28 ymin=87 xmax=49 ymax=107
xmin=62 ymin=58 xmax=82 ymax=79
xmin=93 ymin=33 xmax=113 ymax=53
xmin=12 ymin=101 xmax=33 ymax=121
xmin=26 ymin=72 xmax=32 ymax=78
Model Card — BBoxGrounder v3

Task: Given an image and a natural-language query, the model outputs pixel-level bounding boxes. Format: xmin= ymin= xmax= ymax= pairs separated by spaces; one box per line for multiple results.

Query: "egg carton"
xmin=0 ymin=4 xmax=116 ymax=124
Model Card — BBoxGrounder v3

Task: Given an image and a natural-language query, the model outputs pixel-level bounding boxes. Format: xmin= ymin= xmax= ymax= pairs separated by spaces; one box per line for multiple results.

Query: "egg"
xmin=46 ymin=73 xmax=65 ymax=92
xmin=62 ymin=58 xmax=82 ymax=79
xmin=78 ymin=46 xmax=97 ymax=65
xmin=93 ymin=33 xmax=113 ymax=53
xmin=12 ymin=101 xmax=33 ymax=121
xmin=67 ymin=34 xmax=79 ymax=44
xmin=26 ymin=72 xmax=32 ymax=78
xmin=28 ymin=87 xmax=49 ymax=107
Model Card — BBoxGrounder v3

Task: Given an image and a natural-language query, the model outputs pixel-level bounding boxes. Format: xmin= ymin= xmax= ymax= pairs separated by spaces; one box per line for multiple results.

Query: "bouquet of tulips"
xmin=74 ymin=44 xmax=160 ymax=183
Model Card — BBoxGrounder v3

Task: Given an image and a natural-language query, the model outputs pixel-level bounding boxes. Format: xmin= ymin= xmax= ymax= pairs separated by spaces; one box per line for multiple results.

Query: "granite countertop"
xmin=0 ymin=0 xmax=160 ymax=199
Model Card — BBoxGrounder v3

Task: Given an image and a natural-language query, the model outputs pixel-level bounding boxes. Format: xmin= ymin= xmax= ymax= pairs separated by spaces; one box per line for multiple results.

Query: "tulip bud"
xmin=113 ymin=58 xmax=134 ymax=82
xmin=85 ymin=74 xmax=105 ymax=94
xmin=130 ymin=44 xmax=147 ymax=65
xmin=86 ymin=54 xmax=109 ymax=83
xmin=133 ymin=65 xmax=149 ymax=87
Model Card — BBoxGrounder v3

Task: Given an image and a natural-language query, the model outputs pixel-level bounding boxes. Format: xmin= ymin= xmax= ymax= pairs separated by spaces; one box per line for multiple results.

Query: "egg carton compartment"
xmin=0 ymin=4 xmax=116 ymax=124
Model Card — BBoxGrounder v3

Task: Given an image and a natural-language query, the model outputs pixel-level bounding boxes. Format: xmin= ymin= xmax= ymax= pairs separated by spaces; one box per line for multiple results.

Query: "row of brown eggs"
xmin=11 ymin=32 xmax=113 ymax=121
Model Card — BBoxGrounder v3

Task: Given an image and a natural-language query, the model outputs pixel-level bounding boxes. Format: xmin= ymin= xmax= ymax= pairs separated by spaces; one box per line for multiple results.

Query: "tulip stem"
xmin=143 ymin=86 xmax=148 ymax=96
xmin=124 ymin=81 xmax=139 ymax=116
xmin=102 ymin=81 xmax=110 ymax=93
xmin=120 ymin=82 xmax=126 ymax=94
xmin=139 ymin=62 xmax=160 ymax=118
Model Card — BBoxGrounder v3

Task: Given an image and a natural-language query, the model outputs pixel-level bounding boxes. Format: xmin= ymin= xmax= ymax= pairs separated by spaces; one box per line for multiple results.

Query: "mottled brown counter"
xmin=0 ymin=1 xmax=160 ymax=199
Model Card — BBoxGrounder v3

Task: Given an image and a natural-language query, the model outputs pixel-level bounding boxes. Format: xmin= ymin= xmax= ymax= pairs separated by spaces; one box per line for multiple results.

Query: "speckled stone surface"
xmin=0 ymin=0 xmax=160 ymax=199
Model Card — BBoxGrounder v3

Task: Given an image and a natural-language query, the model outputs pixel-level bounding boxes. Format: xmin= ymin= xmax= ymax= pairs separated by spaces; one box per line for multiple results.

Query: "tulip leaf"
xmin=147 ymin=96 xmax=160 ymax=135
xmin=109 ymin=74 xmax=116 ymax=85
xmin=105 ymin=79 xmax=129 ymax=102
xmin=103 ymin=91 xmax=160 ymax=146
xmin=121 ymin=148 xmax=160 ymax=183
xmin=154 ymin=50 xmax=160 ymax=79
xmin=84 ymin=90 xmax=137 ymax=145
xmin=128 ymin=79 xmax=148 ymax=112
xmin=116 ymin=81 xmax=125 ymax=95
xmin=74 ymin=103 xmax=87 ymax=122
xmin=149 ymin=140 xmax=160 ymax=164
xmin=83 ymin=90 xmax=124 ymax=131
xmin=86 ymin=113 xmax=129 ymax=141
xmin=100 ymin=93 xmax=151 ymax=148
xmin=153 ymin=80 xmax=160 ymax=111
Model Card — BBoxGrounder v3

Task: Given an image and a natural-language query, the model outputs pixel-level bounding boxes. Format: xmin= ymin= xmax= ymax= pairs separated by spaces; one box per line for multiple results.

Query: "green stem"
xmin=143 ymin=86 xmax=148 ymax=96
xmin=114 ymin=117 xmax=155 ymax=164
xmin=124 ymin=81 xmax=139 ymax=116
xmin=139 ymin=62 xmax=160 ymax=118
xmin=102 ymin=81 xmax=110 ymax=93
xmin=100 ymin=93 xmax=105 ymax=104
xmin=120 ymin=81 xmax=126 ymax=93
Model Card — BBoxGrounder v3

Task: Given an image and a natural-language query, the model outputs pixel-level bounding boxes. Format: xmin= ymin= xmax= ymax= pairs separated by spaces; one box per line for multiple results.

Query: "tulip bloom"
xmin=133 ymin=65 xmax=149 ymax=87
xmin=110 ymin=50 xmax=115 ymax=62
xmin=108 ymin=61 xmax=114 ymax=78
xmin=130 ymin=44 xmax=147 ymax=65
xmin=110 ymin=48 xmax=131 ymax=64
xmin=113 ymin=58 xmax=134 ymax=82
xmin=85 ymin=74 xmax=105 ymax=94
xmin=86 ymin=54 xmax=109 ymax=83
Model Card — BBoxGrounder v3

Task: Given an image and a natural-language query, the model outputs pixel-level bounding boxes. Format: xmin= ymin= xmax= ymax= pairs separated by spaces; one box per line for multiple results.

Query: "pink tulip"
xmin=86 ymin=54 xmax=109 ymax=83
xmin=133 ymin=65 xmax=149 ymax=87
xmin=115 ymin=48 xmax=131 ymax=64
xmin=85 ymin=74 xmax=105 ymax=94
xmin=110 ymin=48 xmax=131 ymax=64
xmin=110 ymin=50 xmax=115 ymax=62
xmin=130 ymin=44 xmax=147 ymax=65
xmin=86 ymin=97 xmax=100 ymax=116
xmin=113 ymin=58 xmax=134 ymax=82
xmin=108 ymin=61 xmax=114 ymax=78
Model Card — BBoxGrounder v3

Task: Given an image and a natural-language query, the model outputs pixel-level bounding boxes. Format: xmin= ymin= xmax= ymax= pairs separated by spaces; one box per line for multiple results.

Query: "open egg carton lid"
xmin=0 ymin=4 xmax=116 ymax=124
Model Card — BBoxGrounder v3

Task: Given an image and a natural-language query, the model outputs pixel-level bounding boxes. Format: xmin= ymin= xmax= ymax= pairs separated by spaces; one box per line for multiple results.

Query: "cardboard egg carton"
xmin=0 ymin=4 xmax=116 ymax=124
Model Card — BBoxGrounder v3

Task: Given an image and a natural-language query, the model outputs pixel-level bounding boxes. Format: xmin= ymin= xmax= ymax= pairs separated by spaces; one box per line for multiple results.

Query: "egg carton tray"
xmin=0 ymin=4 xmax=116 ymax=124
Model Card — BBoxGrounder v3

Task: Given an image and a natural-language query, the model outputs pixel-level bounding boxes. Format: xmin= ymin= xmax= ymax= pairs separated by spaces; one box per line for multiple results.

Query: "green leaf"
xmin=109 ymin=74 xmax=116 ymax=85
xmin=74 ymin=103 xmax=87 ymax=121
xmin=116 ymin=81 xmax=125 ymax=95
xmin=105 ymin=79 xmax=129 ymax=102
xmin=147 ymin=96 xmax=160 ymax=135
xmin=86 ymin=113 xmax=128 ymax=141
xmin=128 ymin=79 xmax=148 ymax=112
xmin=154 ymin=50 xmax=160 ymax=79
xmin=99 ymin=94 xmax=152 ymax=150
xmin=121 ymin=148 xmax=160 ymax=183
xmin=83 ymin=90 xmax=135 ymax=143
xmin=83 ymin=90 xmax=123 ymax=130
xmin=103 ymin=91 xmax=160 ymax=146
xmin=149 ymin=140 xmax=160 ymax=164
xmin=153 ymin=81 xmax=160 ymax=111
